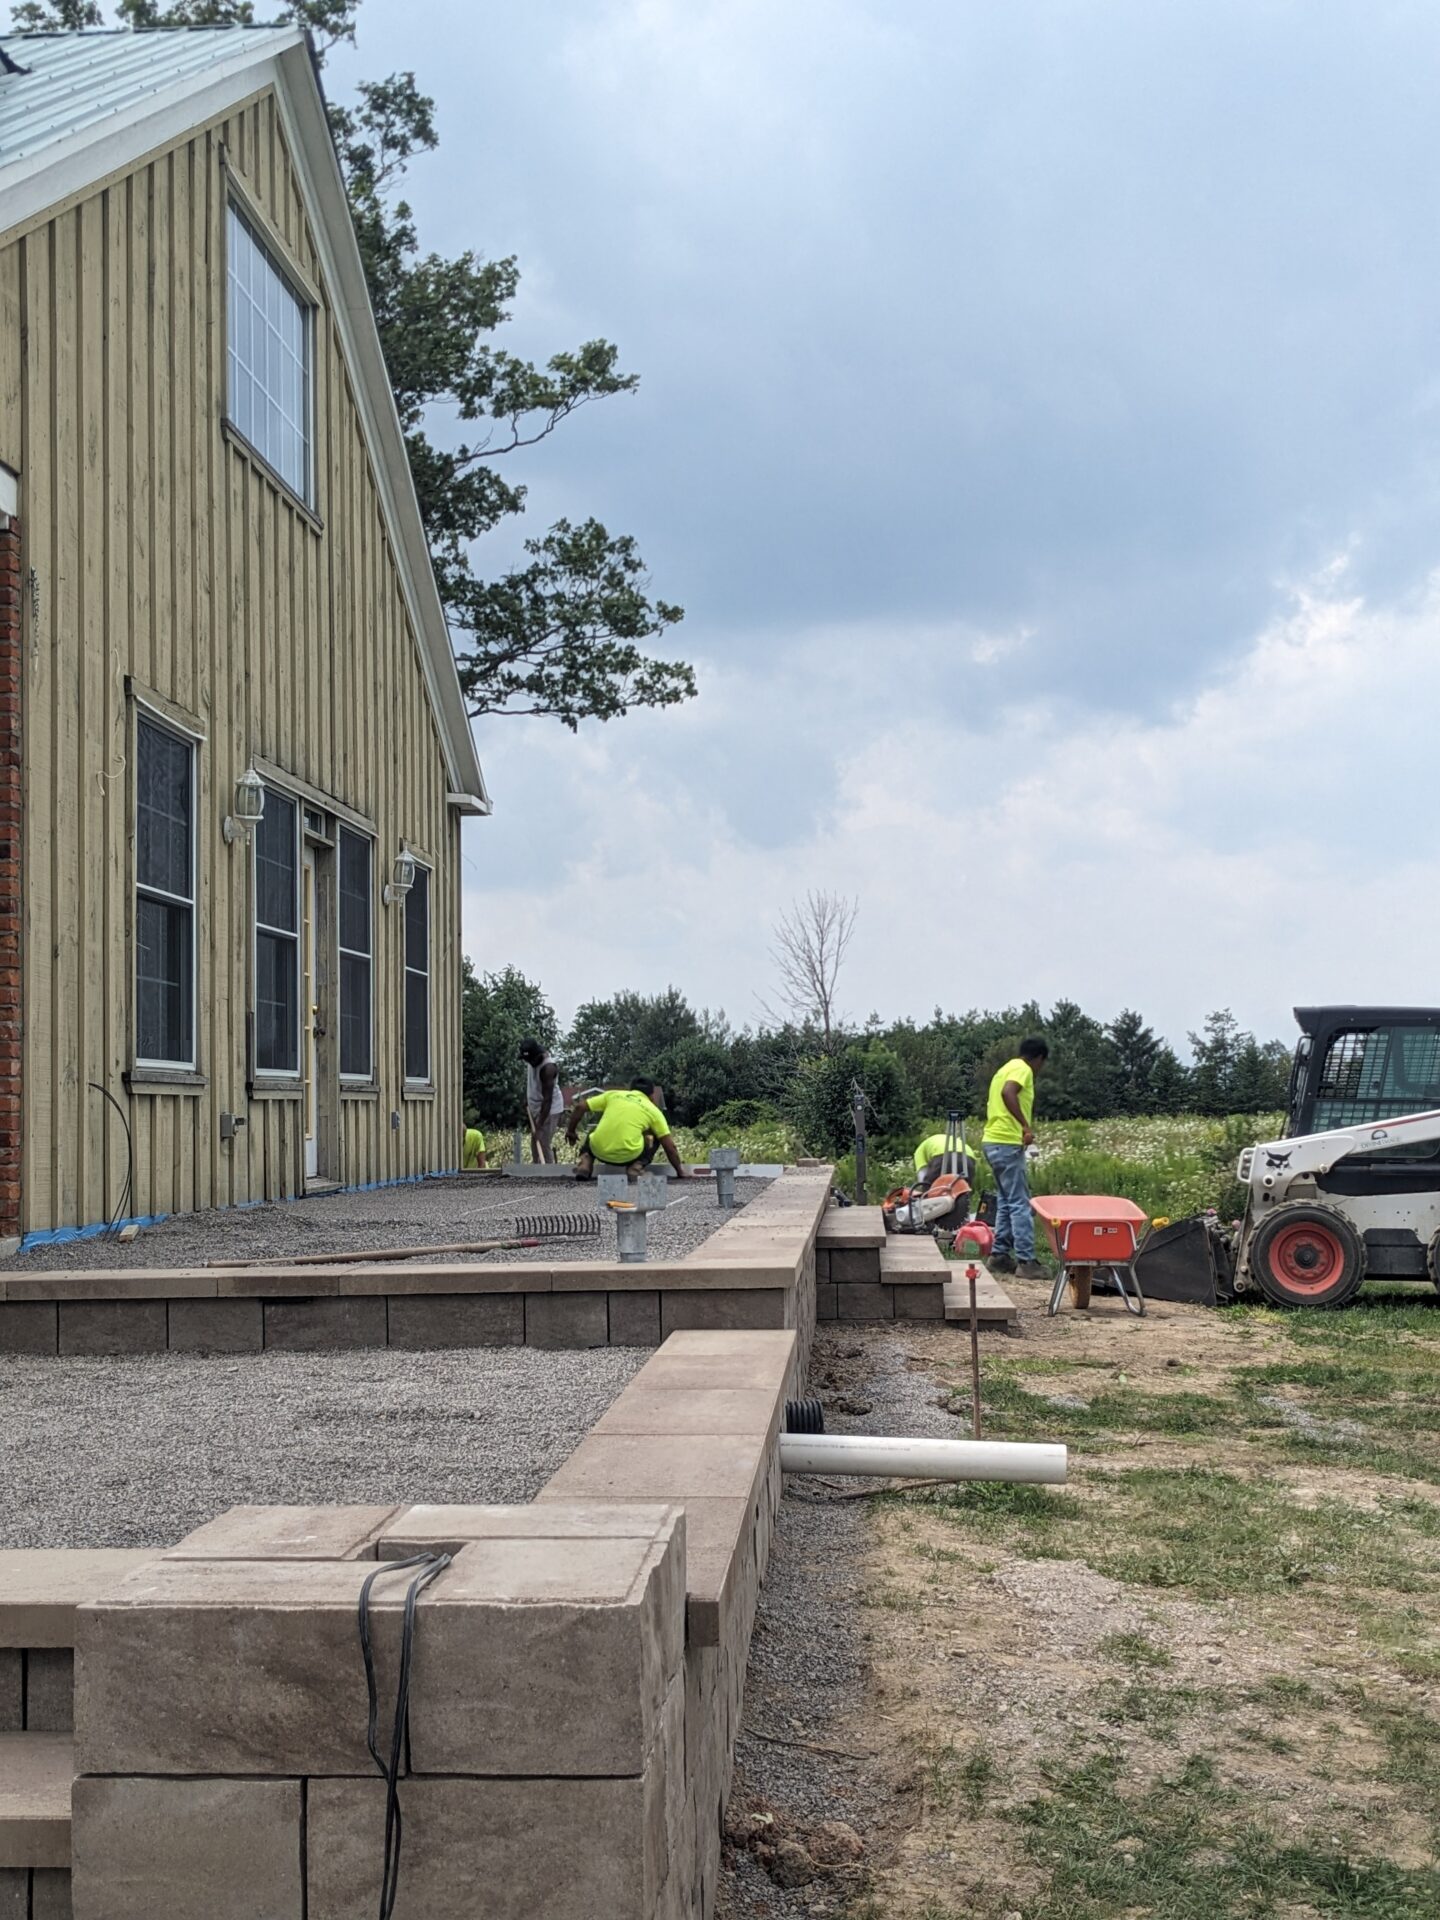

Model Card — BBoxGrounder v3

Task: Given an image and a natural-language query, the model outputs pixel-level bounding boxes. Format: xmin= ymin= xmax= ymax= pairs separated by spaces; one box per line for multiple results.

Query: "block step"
xmin=0 ymin=1552 xmax=156 ymax=1650
xmin=0 ymin=1734 xmax=72 ymax=1868
xmin=879 ymin=1238 xmax=950 ymax=1280
xmin=816 ymin=1206 xmax=886 ymax=1250
xmin=942 ymin=1265 xmax=1019 ymax=1325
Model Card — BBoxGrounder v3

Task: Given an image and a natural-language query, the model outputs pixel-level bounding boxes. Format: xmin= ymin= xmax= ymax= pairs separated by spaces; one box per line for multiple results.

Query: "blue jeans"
xmin=985 ymin=1143 xmax=1034 ymax=1261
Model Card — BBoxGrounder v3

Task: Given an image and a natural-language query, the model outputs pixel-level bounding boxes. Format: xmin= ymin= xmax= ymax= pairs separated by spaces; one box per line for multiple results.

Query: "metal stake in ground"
xmin=966 ymin=1261 xmax=982 ymax=1439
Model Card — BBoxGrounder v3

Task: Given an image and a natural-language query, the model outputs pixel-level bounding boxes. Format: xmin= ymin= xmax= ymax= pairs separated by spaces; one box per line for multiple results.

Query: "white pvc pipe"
xmin=778 ymin=1432 xmax=1067 ymax=1485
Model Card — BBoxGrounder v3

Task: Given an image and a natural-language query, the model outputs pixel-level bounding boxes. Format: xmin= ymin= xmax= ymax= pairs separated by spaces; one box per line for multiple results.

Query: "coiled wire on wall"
xmin=88 ymin=1082 xmax=134 ymax=1236
xmin=357 ymin=1551 xmax=452 ymax=1920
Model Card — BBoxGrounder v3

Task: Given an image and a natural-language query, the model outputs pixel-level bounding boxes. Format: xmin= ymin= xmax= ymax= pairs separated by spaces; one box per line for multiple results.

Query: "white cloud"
xmin=462 ymin=562 xmax=1440 ymax=1048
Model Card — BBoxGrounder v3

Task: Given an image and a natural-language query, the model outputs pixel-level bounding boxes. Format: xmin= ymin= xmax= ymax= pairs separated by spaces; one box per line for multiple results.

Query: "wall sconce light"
xmin=383 ymin=846 xmax=417 ymax=906
xmin=222 ymin=765 xmax=266 ymax=844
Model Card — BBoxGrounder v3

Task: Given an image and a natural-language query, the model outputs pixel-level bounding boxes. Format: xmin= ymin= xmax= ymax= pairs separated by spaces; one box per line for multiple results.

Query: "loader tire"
xmin=1428 ymin=1230 xmax=1440 ymax=1298
xmin=1247 ymin=1204 xmax=1365 ymax=1309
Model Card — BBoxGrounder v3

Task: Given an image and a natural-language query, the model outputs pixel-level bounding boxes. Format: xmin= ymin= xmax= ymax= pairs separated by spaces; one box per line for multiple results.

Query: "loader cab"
xmin=1285 ymin=1008 xmax=1440 ymax=1274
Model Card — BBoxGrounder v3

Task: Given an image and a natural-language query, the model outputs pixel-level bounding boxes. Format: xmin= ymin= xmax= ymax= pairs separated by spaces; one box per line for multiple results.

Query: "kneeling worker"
xmin=911 ymin=1128 xmax=978 ymax=1192
xmin=568 ymin=1080 xmax=697 ymax=1181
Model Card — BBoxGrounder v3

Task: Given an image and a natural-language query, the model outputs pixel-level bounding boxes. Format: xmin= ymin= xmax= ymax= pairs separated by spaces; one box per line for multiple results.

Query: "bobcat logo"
xmin=1264 ymin=1149 xmax=1293 ymax=1170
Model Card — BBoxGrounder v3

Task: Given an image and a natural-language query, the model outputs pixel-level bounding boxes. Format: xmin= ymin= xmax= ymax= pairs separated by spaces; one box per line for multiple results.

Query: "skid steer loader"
xmin=1138 ymin=1006 xmax=1440 ymax=1309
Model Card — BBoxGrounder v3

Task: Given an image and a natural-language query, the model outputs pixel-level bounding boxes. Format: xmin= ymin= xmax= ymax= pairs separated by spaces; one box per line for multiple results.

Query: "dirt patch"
xmin=720 ymin=1301 xmax=1440 ymax=1919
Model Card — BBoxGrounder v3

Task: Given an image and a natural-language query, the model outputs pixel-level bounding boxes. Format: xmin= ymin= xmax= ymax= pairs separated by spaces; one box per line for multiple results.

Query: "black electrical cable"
xmin=88 ymin=1082 xmax=134 ymax=1236
xmin=357 ymin=1552 xmax=452 ymax=1920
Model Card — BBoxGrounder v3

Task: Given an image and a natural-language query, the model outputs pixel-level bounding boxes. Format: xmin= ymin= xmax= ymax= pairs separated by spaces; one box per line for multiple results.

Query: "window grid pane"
xmin=338 ymin=829 xmax=372 ymax=1080
xmin=135 ymin=718 xmax=194 ymax=1065
xmin=404 ymin=865 xmax=430 ymax=1082
xmin=227 ymin=206 xmax=310 ymax=500
xmin=254 ymin=791 xmax=299 ymax=1074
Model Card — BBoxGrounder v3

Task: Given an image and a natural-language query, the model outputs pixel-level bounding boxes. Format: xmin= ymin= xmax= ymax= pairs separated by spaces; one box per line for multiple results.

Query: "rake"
xmin=511 ymin=1213 xmax=603 ymax=1241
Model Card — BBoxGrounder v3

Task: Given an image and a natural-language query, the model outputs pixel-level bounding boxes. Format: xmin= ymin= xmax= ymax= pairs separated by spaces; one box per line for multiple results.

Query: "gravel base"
xmin=719 ymin=1320 xmax=990 ymax=1918
xmin=0 ymin=1344 xmax=648 ymax=1549
xmin=0 ymin=1175 xmax=773 ymax=1273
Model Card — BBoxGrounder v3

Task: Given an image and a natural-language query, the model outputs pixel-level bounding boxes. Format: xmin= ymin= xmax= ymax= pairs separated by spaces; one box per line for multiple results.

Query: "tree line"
xmin=462 ymin=963 xmax=1293 ymax=1154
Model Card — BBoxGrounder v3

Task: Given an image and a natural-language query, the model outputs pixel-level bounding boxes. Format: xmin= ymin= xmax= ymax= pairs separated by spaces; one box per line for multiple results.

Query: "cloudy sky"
xmin=327 ymin=0 xmax=1440 ymax=1047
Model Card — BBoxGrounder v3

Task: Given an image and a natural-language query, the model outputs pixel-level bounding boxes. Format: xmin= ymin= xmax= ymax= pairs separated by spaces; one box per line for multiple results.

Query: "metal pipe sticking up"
xmin=709 ymin=1146 xmax=740 ymax=1208
xmin=600 ymin=1173 xmax=669 ymax=1264
xmin=778 ymin=1433 xmax=1067 ymax=1485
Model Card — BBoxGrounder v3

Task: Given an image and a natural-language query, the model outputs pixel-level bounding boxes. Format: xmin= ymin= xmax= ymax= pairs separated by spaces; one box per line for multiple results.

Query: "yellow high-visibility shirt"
xmin=913 ymin=1132 xmax=974 ymax=1172
xmin=462 ymin=1127 xmax=486 ymax=1169
xmin=586 ymin=1089 xmax=671 ymax=1164
xmin=983 ymin=1059 xmax=1035 ymax=1146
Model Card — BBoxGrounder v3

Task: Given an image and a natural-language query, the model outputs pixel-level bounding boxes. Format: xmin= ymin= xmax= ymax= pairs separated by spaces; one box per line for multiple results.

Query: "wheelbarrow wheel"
xmin=1248 ymin=1204 xmax=1364 ymax=1309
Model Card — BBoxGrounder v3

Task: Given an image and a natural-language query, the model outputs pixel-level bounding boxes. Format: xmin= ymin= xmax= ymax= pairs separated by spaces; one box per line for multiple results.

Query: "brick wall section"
xmin=0 ymin=510 xmax=21 ymax=1243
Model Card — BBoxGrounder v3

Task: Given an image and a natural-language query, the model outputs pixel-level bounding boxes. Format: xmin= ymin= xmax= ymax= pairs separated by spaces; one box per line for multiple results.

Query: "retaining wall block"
xmin=405 ymin=1525 xmax=685 ymax=1777
xmin=307 ymin=1772 xmax=666 ymax=1920
xmin=835 ymin=1281 xmax=895 ymax=1321
xmin=607 ymin=1290 xmax=661 ymax=1347
xmin=262 ymin=1298 xmax=387 ymax=1352
xmin=75 ymin=1560 xmax=412 ymax=1776
xmin=70 ymin=1778 xmax=302 ymax=1920
xmin=30 ymin=1873 xmax=71 ymax=1920
xmin=659 ymin=1290 xmax=786 ymax=1336
xmin=0 ymin=1649 xmax=18 ymax=1731
xmin=58 ymin=1301 xmax=167 ymax=1356
xmin=524 ymin=1291 xmax=608 ymax=1350
xmin=0 ymin=1304 xmax=57 ymax=1355
xmin=829 ymin=1247 xmax=882 ymax=1285
xmin=894 ymin=1284 xmax=946 ymax=1319
xmin=385 ymin=1294 xmax=524 ymax=1350
xmin=24 ymin=1650 xmax=73 ymax=1732
xmin=167 ymin=1299 xmax=263 ymax=1354
xmin=166 ymin=1507 xmax=396 ymax=1562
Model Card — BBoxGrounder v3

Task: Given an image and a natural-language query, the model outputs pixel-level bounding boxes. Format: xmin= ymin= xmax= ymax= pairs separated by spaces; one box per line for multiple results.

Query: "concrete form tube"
xmin=778 ymin=1433 xmax=1067 ymax=1484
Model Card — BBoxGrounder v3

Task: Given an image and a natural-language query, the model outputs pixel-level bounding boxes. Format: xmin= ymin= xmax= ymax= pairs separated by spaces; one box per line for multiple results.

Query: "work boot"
xmin=990 ymin=1250 xmax=1016 ymax=1274
xmin=1015 ymin=1259 xmax=1046 ymax=1281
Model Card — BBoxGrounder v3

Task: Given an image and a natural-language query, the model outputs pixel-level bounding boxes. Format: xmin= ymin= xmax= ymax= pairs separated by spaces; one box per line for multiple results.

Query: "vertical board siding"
xmin=1 ymin=89 xmax=465 ymax=1234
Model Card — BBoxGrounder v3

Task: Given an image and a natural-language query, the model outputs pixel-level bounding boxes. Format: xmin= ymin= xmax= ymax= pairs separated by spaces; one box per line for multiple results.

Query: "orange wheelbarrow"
xmin=1030 ymin=1195 xmax=1150 ymax=1317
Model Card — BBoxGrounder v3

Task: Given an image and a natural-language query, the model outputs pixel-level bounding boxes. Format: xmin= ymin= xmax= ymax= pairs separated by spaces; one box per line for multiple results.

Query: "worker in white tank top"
xmin=518 ymin=1037 xmax=565 ymax=1163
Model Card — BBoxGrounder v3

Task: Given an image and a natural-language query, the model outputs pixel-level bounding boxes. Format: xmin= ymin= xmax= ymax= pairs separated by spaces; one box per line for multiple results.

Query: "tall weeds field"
xmin=825 ymin=1112 xmax=1285 ymax=1221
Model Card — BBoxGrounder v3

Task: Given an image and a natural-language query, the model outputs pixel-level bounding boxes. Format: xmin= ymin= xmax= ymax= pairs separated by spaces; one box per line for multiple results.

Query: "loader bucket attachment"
xmin=1132 ymin=1216 xmax=1237 ymax=1307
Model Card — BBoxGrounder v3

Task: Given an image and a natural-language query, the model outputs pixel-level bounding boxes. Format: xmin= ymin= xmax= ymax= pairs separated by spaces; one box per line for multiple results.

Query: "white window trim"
xmin=225 ymin=199 xmax=316 ymax=509
xmin=252 ymin=785 xmax=302 ymax=1081
xmin=338 ymin=826 xmax=374 ymax=1085
xmin=404 ymin=861 xmax=432 ymax=1087
xmin=134 ymin=707 xmax=199 ymax=1074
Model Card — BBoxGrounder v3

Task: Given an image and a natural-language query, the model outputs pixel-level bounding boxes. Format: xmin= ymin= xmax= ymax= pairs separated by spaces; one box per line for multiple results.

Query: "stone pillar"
xmin=0 ymin=485 xmax=22 ymax=1251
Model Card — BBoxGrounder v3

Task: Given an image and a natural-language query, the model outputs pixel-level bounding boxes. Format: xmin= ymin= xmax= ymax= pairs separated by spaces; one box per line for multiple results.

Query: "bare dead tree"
xmin=765 ymin=892 xmax=858 ymax=1052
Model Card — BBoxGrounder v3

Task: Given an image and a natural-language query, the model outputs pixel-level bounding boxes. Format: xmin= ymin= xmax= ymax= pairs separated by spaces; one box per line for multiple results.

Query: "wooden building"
xmin=0 ymin=26 xmax=490 ymax=1245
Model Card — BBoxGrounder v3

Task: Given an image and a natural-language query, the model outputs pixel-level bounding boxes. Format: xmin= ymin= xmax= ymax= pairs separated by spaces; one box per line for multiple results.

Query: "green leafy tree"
xmin=18 ymin=0 xmax=695 ymax=729
xmin=461 ymin=960 xmax=558 ymax=1129
xmin=1188 ymin=1009 xmax=1246 ymax=1115
xmin=564 ymin=987 xmax=710 ymax=1086
xmin=787 ymin=1041 xmax=917 ymax=1157
xmin=1034 ymin=1000 xmax=1118 ymax=1120
xmin=648 ymin=1035 xmax=737 ymax=1128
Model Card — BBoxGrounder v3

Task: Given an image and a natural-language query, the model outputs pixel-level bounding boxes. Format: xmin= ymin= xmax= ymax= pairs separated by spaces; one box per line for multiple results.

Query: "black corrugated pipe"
xmin=784 ymin=1397 xmax=826 ymax=1434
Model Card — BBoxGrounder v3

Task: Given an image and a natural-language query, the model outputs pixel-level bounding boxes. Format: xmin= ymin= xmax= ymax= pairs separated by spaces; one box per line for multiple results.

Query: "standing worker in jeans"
xmin=518 ymin=1037 xmax=565 ymax=1163
xmin=982 ymin=1038 xmax=1050 ymax=1278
